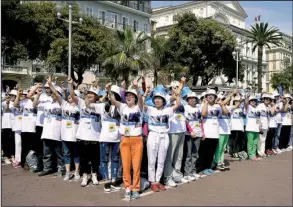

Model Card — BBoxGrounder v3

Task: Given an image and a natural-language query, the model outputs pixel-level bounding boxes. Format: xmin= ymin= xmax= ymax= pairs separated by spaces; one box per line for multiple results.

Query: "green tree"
xmin=163 ymin=12 xmax=238 ymax=86
xmin=246 ymin=22 xmax=282 ymax=92
xmin=103 ymin=27 xmax=151 ymax=86
xmin=270 ymin=64 xmax=293 ymax=91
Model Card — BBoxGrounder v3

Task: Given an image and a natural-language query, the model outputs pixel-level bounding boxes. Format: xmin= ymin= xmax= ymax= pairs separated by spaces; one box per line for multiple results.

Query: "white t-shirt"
xmin=231 ymin=107 xmax=245 ymax=131
xmin=36 ymin=94 xmax=53 ymax=127
xmin=12 ymin=99 xmax=26 ymax=132
xmin=76 ymin=97 xmax=101 ymax=141
xmin=282 ymin=106 xmax=292 ymax=126
xmin=61 ymin=100 xmax=80 ymax=142
xmin=257 ymin=103 xmax=269 ymax=130
xmin=169 ymin=104 xmax=186 ymax=134
xmin=219 ymin=105 xmax=232 ymax=135
xmin=275 ymin=101 xmax=283 ymax=124
xmin=94 ymin=103 xmax=120 ymax=142
xmin=1 ymin=101 xmax=15 ymax=129
xmin=21 ymin=99 xmax=37 ymax=133
xmin=268 ymin=105 xmax=277 ymax=128
xmin=41 ymin=101 xmax=62 ymax=141
xmin=119 ymin=103 xmax=142 ymax=137
xmin=202 ymin=104 xmax=222 ymax=139
xmin=184 ymin=105 xmax=202 ymax=137
xmin=147 ymin=106 xmax=173 ymax=134
xmin=245 ymin=105 xmax=260 ymax=132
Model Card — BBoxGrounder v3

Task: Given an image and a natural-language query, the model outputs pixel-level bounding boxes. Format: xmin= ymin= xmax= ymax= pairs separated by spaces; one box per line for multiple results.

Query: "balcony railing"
xmin=113 ymin=1 xmax=152 ymax=14
xmin=2 ymin=65 xmax=28 ymax=74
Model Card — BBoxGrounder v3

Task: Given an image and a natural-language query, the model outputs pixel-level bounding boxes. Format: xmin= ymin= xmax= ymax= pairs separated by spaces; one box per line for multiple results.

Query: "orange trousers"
xmin=120 ymin=136 xmax=143 ymax=192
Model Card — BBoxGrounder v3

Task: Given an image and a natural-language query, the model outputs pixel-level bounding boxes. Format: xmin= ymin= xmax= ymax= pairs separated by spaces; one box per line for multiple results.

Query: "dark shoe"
xmin=217 ymin=164 xmax=225 ymax=171
xmin=111 ymin=181 xmax=122 ymax=191
xmin=38 ymin=170 xmax=53 ymax=177
xmin=151 ymin=183 xmax=160 ymax=192
xmin=104 ymin=183 xmax=111 ymax=192
xmin=223 ymin=163 xmax=230 ymax=171
xmin=158 ymin=183 xmax=166 ymax=191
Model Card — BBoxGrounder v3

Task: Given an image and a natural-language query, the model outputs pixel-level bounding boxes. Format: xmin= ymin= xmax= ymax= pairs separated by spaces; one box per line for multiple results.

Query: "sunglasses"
xmin=264 ymin=98 xmax=271 ymax=101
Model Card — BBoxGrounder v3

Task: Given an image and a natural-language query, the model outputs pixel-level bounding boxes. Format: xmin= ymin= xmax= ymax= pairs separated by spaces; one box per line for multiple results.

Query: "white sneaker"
xmin=4 ymin=157 xmax=11 ymax=164
xmin=180 ymin=177 xmax=189 ymax=184
xmin=81 ymin=175 xmax=88 ymax=187
xmin=165 ymin=179 xmax=177 ymax=187
xmin=184 ymin=175 xmax=196 ymax=181
xmin=63 ymin=172 xmax=73 ymax=181
xmin=276 ymin=148 xmax=282 ymax=154
xmin=192 ymin=173 xmax=201 ymax=179
xmin=281 ymin=149 xmax=286 ymax=152
xmin=74 ymin=171 xmax=80 ymax=181
xmin=91 ymin=173 xmax=99 ymax=185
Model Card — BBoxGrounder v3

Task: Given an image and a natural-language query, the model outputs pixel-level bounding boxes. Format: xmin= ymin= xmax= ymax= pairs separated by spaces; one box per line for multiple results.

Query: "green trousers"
xmin=213 ymin=134 xmax=230 ymax=166
xmin=247 ymin=131 xmax=259 ymax=159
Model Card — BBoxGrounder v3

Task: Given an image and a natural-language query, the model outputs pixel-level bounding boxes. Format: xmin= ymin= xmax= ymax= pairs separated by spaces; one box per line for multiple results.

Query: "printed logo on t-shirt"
xmin=62 ymin=109 xmax=80 ymax=121
xmin=122 ymin=112 xmax=141 ymax=123
xmin=149 ymin=114 xmax=169 ymax=125
xmin=232 ymin=111 xmax=245 ymax=118
xmin=175 ymin=105 xmax=185 ymax=114
xmin=208 ymin=109 xmax=220 ymax=117
xmin=81 ymin=108 xmax=101 ymax=122
xmin=23 ymin=107 xmax=37 ymax=115
xmin=186 ymin=111 xmax=201 ymax=121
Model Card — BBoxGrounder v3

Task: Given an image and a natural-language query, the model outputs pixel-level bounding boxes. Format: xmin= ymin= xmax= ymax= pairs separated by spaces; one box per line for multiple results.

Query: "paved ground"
xmin=1 ymin=151 xmax=292 ymax=206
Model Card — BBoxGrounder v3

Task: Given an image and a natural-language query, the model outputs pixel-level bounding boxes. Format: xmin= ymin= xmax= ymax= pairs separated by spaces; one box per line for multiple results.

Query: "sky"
xmin=151 ymin=1 xmax=293 ymax=36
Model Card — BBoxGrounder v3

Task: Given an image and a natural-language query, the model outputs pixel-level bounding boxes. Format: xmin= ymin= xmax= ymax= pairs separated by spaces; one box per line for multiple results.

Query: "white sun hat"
xmin=262 ymin=93 xmax=272 ymax=99
xmin=54 ymin=86 xmax=63 ymax=95
xmin=74 ymin=90 xmax=81 ymax=97
xmin=284 ymin=94 xmax=292 ymax=99
xmin=111 ymin=85 xmax=122 ymax=98
xmin=200 ymin=92 xmax=206 ymax=98
xmin=270 ymin=95 xmax=275 ymax=100
xmin=170 ymin=81 xmax=180 ymax=88
xmin=22 ymin=90 xmax=28 ymax=95
xmin=205 ymin=89 xmax=217 ymax=97
xmin=152 ymin=91 xmax=167 ymax=106
xmin=125 ymin=89 xmax=138 ymax=99
xmin=87 ymin=87 xmax=100 ymax=96
xmin=272 ymin=91 xmax=280 ymax=97
xmin=9 ymin=90 xmax=17 ymax=96
xmin=249 ymin=95 xmax=257 ymax=101
xmin=186 ymin=92 xmax=198 ymax=99
xmin=234 ymin=96 xmax=241 ymax=101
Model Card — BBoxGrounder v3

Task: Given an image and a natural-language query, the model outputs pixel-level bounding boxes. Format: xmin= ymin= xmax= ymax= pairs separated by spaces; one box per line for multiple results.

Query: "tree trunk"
xmin=122 ymin=69 xmax=130 ymax=89
xmin=257 ymin=45 xmax=263 ymax=93
xmin=154 ymin=68 xmax=158 ymax=87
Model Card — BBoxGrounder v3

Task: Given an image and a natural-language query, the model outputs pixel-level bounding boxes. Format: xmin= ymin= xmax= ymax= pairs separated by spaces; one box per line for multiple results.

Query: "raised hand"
xmin=18 ymin=89 xmax=23 ymax=95
xmin=47 ymin=75 xmax=52 ymax=85
xmin=105 ymin=82 xmax=112 ymax=90
xmin=36 ymin=88 xmax=43 ymax=95
xmin=121 ymin=80 xmax=126 ymax=89
xmin=132 ymin=80 xmax=138 ymax=89
xmin=67 ymin=77 xmax=73 ymax=85
xmin=181 ymin=76 xmax=186 ymax=82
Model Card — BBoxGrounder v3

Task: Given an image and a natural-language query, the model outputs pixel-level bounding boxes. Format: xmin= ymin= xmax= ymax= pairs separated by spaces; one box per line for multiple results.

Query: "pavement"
xmin=1 ymin=151 xmax=292 ymax=206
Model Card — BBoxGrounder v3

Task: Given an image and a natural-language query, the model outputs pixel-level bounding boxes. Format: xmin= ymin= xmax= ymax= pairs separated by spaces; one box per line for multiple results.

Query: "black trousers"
xmin=42 ymin=139 xmax=65 ymax=172
xmin=79 ymin=140 xmax=100 ymax=175
xmin=1 ymin=129 xmax=15 ymax=157
xmin=265 ymin=127 xmax=276 ymax=150
xmin=279 ymin=126 xmax=291 ymax=149
xmin=230 ymin=130 xmax=244 ymax=154
xmin=21 ymin=132 xmax=37 ymax=168
xmin=35 ymin=126 xmax=44 ymax=170
xmin=140 ymin=138 xmax=148 ymax=179
xmin=198 ymin=138 xmax=218 ymax=171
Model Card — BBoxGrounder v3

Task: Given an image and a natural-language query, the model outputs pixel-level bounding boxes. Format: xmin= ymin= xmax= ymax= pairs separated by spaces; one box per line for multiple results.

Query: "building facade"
xmin=151 ymin=1 xmax=269 ymax=91
xmin=266 ymin=32 xmax=293 ymax=92
xmin=2 ymin=1 xmax=151 ymax=90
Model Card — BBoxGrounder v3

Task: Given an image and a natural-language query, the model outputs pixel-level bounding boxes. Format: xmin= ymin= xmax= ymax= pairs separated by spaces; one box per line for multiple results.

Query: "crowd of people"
xmin=1 ymin=75 xmax=293 ymax=201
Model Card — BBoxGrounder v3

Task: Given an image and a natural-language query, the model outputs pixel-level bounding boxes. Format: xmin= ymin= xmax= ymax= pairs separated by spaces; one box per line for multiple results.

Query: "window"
xmin=273 ymin=52 xmax=276 ymax=60
xmin=111 ymin=13 xmax=118 ymax=29
xmin=86 ymin=7 xmax=93 ymax=17
xmin=98 ymin=10 xmax=106 ymax=24
xmin=143 ymin=23 xmax=148 ymax=33
xmin=133 ymin=20 xmax=138 ymax=32
xmin=273 ymin=62 xmax=276 ymax=70
xmin=122 ymin=16 xmax=129 ymax=30
xmin=246 ymin=47 xmax=249 ymax=57
xmin=165 ymin=15 xmax=169 ymax=22
xmin=266 ymin=73 xmax=269 ymax=81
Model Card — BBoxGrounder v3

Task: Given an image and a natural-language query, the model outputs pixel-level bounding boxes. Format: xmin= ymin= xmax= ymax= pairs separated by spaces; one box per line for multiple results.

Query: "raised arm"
xmin=33 ymin=88 xmax=42 ymax=108
xmin=14 ymin=89 xmax=23 ymax=107
xmin=47 ymin=76 xmax=62 ymax=105
xmin=172 ymin=77 xmax=185 ymax=111
xmin=132 ymin=80 xmax=143 ymax=110
xmin=244 ymin=94 xmax=250 ymax=110
xmin=142 ymin=86 xmax=151 ymax=112
xmin=202 ymin=99 xmax=208 ymax=118
xmin=67 ymin=77 xmax=78 ymax=104
xmin=3 ymin=97 xmax=11 ymax=112
xmin=27 ymin=83 xmax=41 ymax=99
xmin=106 ymin=82 xmax=121 ymax=109
xmin=222 ymin=89 xmax=238 ymax=106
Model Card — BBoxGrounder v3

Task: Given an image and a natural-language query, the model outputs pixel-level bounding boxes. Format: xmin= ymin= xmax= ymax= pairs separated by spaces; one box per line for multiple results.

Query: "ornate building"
xmin=151 ymin=1 xmax=270 ymax=91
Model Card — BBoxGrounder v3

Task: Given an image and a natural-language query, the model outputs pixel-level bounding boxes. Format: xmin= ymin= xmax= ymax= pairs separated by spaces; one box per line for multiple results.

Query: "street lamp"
xmin=232 ymin=45 xmax=243 ymax=88
xmin=56 ymin=2 xmax=83 ymax=78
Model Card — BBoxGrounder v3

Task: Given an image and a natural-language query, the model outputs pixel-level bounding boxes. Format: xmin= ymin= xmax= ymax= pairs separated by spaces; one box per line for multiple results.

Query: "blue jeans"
xmin=273 ymin=123 xmax=282 ymax=149
xmin=99 ymin=142 xmax=120 ymax=180
xmin=62 ymin=141 xmax=80 ymax=164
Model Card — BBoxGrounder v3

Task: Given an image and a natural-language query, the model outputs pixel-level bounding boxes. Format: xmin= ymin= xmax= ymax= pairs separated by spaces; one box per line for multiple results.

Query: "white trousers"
xmin=147 ymin=131 xmax=169 ymax=183
xmin=258 ymin=129 xmax=268 ymax=156
xmin=14 ymin=131 xmax=22 ymax=162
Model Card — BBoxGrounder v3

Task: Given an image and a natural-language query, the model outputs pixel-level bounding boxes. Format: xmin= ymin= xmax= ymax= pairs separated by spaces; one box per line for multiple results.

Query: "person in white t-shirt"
xmin=183 ymin=92 xmax=203 ymax=181
xmin=245 ymin=94 xmax=261 ymax=161
xmin=264 ymin=95 xmax=277 ymax=155
xmin=27 ymin=82 xmax=53 ymax=172
xmin=14 ymin=88 xmax=37 ymax=168
xmin=256 ymin=94 xmax=272 ymax=157
xmin=213 ymin=90 xmax=241 ymax=171
xmin=279 ymin=94 xmax=292 ymax=150
xmin=106 ymin=80 xmax=143 ymax=200
xmin=68 ymin=78 xmax=101 ymax=187
xmin=86 ymin=84 xmax=122 ymax=192
xmin=142 ymin=85 xmax=181 ymax=192
xmin=37 ymin=77 xmax=64 ymax=177
xmin=272 ymin=91 xmax=283 ymax=153
xmin=1 ymin=90 xmax=16 ymax=165
xmin=200 ymin=89 xmax=229 ymax=176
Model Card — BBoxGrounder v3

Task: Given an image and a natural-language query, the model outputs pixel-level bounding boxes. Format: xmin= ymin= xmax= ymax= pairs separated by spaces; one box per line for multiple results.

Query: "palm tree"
xmin=246 ymin=22 xmax=282 ymax=92
xmin=103 ymin=27 xmax=151 ymax=87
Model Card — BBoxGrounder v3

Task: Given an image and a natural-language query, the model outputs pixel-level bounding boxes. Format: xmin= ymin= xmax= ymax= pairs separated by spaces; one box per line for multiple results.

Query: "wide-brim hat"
xmin=111 ymin=85 xmax=122 ymax=98
xmin=272 ymin=91 xmax=280 ymax=97
xmin=152 ymin=92 xmax=167 ymax=106
xmin=9 ymin=90 xmax=17 ymax=96
xmin=125 ymin=89 xmax=138 ymax=100
xmin=186 ymin=92 xmax=198 ymax=99
xmin=262 ymin=93 xmax=272 ymax=99
xmin=74 ymin=90 xmax=81 ymax=98
xmin=170 ymin=81 xmax=180 ymax=88
xmin=54 ymin=86 xmax=63 ymax=95
xmin=284 ymin=94 xmax=292 ymax=99
xmin=205 ymin=89 xmax=217 ymax=98
xmin=87 ymin=87 xmax=99 ymax=96
xmin=249 ymin=95 xmax=257 ymax=101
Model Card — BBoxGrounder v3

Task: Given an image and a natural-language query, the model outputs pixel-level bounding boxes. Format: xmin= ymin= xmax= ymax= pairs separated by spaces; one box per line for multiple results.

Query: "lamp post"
xmin=232 ymin=45 xmax=243 ymax=88
xmin=56 ymin=2 xmax=83 ymax=78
